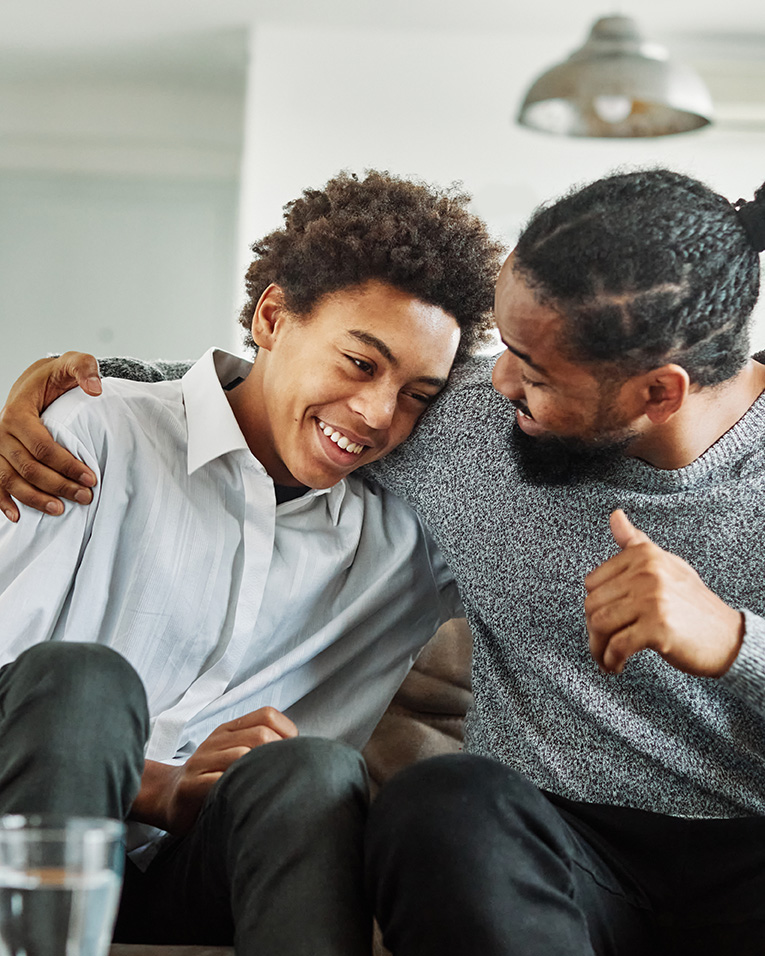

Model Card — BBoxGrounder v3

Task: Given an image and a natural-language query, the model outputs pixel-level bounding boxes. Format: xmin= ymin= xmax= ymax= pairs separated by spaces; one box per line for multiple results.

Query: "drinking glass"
xmin=0 ymin=815 xmax=124 ymax=956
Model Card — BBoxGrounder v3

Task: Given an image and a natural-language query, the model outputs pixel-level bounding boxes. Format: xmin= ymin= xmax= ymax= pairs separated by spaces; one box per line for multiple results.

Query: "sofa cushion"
xmin=362 ymin=617 xmax=472 ymax=792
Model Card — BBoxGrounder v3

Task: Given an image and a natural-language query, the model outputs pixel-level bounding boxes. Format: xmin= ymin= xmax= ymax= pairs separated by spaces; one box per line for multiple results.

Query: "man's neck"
xmin=628 ymin=359 xmax=765 ymax=470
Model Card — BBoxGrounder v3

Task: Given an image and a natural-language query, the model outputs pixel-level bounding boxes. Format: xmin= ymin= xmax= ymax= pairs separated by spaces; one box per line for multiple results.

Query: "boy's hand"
xmin=133 ymin=707 xmax=299 ymax=835
xmin=585 ymin=509 xmax=744 ymax=677
xmin=0 ymin=352 xmax=101 ymax=521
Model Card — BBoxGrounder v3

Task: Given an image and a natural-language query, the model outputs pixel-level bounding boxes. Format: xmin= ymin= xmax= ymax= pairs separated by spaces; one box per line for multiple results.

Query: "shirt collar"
xmin=325 ymin=482 xmax=347 ymax=524
xmin=182 ymin=348 xmax=253 ymax=476
xmin=278 ymin=479 xmax=348 ymax=526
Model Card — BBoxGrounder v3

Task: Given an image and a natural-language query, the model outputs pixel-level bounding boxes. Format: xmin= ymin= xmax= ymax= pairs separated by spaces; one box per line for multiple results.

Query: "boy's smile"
xmin=316 ymin=419 xmax=367 ymax=458
xmin=228 ymin=280 xmax=461 ymax=489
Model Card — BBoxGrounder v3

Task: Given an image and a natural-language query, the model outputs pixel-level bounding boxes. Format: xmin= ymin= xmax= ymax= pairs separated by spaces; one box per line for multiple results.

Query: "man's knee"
xmin=366 ymin=755 xmax=582 ymax=954
xmin=368 ymin=754 xmax=551 ymax=857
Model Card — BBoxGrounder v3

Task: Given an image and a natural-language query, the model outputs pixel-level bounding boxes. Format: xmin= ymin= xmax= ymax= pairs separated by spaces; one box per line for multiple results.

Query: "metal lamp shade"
xmin=517 ymin=15 xmax=713 ymax=137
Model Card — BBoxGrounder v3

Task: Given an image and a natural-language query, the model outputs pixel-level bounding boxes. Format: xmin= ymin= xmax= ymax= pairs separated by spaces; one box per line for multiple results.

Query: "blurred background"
xmin=1 ymin=0 xmax=764 ymax=394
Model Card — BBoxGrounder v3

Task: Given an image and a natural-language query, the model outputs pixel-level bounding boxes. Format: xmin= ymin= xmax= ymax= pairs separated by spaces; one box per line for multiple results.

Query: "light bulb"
xmin=592 ymin=95 xmax=633 ymax=123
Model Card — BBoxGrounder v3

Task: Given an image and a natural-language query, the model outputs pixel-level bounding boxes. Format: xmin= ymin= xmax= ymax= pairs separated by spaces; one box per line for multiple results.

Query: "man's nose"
xmin=492 ymin=350 xmax=522 ymax=400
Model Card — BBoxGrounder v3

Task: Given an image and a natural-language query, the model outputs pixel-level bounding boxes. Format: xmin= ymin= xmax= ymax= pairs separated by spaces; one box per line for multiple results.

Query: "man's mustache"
xmin=510 ymin=400 xmax=534 ymax=420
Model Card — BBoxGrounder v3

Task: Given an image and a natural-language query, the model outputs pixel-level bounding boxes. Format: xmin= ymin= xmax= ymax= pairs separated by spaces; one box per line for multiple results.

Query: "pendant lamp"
xmin=517 ymin=15 xmax=713 ymax=137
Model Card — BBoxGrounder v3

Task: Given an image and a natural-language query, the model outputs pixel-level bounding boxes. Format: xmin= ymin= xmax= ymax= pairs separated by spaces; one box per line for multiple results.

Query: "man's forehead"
xmin=494 ymin=253 xmax=518 ymax=305
xmin=496 ymin=268 xmax=558 ymax=337
xmin=495 ymin=256 xmax=549 ymax=317
xmin=496 ymin=277 xmax=594 ymax=381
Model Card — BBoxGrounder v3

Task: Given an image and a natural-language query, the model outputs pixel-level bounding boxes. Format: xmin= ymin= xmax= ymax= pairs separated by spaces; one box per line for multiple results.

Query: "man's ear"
xmin=638 ymin=364 xmax=690 ymax=424
xmin=250 ymin=284 xmax=287 ymax=351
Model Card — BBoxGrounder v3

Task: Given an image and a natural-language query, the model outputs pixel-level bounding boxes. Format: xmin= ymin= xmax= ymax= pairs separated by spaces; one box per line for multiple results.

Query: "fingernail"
xmin=45 ymin=501 xmax=64 ymax=515
xmin=74 ymin=489 xmax=92 ymax=504
xmin=79 ymin=473 xmax=96 ymax=487
xmin=86 ymin=377 xmax=102 ymax=394
xmin=4 ymin=509 xmax=18 ymax=523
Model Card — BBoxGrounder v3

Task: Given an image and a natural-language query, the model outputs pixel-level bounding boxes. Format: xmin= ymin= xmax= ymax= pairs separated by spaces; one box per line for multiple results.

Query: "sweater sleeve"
xmin=95 ymin=357 xmax=192 ymax=383
xmin=721 ymin=609 xmax=765 ymax=711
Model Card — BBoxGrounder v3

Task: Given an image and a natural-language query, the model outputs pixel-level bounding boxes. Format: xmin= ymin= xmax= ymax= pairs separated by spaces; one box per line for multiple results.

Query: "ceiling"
xmin=2 ymin=0 xmax=765 ymax=57
xmin=0 ymin=0 xmax=763 ymax=125
xmin=2 ymin=0 xmax=765 ymax=49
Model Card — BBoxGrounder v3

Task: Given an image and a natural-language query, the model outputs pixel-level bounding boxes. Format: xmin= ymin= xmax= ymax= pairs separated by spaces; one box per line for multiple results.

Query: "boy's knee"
xmin=216 ymin=736 xmax=368 ymax=813
xmin=14 ymin=640 xmax=136 ymax=687
xmin=275 ymin=736 xmax=367 ymax=788
xmin=0 ymin=643 xmax=148 ymax=818
xmin=5 ymin=642 xmax=148 ymax=735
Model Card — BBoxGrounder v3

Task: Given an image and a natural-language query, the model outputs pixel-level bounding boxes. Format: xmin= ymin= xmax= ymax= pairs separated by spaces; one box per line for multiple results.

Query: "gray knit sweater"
xmin=371 ymin=355 xmax=765 ymax=819
xmin=100 ymin=354 xmax=765 ymax=818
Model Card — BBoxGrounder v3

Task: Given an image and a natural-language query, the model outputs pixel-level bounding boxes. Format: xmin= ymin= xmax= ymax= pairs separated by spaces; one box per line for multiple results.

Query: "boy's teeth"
xmin=318 ymin=420 xmax=364 ymax=455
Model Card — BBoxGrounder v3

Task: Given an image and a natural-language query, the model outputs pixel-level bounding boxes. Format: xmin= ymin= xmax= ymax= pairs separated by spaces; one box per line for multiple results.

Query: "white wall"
xmin=240 ymin=23 xmax=765 ymax=346
xmin=0 ymin=64 xmax=244 ymax=396
xmin=1 ymin=173 xmax=238 ymax=389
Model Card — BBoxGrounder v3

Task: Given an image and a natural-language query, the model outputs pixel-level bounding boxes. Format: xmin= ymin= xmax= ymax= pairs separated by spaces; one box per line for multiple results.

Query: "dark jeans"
xmin=0 ymin=642 xmax=372 ymax=956
xmin=366 ymin=753 xmax=765 ymax=956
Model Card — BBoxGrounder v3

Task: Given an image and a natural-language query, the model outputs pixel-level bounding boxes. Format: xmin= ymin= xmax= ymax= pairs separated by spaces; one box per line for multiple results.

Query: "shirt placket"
xmin=146 ymin=456 xmax=276 ymax=761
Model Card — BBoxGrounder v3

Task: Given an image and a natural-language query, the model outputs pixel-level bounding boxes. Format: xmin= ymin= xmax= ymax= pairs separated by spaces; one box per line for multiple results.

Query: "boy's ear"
xmin=636 ymin=364 xmax=690 ymax=424
xmin=250 ymin=284 xmax=287 ymax=351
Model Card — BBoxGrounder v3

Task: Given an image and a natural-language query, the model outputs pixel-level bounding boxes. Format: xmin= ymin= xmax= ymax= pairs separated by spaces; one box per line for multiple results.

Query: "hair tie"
xmin=733 ymin=196 xmax=765 ymax=253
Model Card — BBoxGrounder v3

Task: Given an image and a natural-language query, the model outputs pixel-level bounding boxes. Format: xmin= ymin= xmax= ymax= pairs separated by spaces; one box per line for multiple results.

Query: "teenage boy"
xmin=0 ymin=169 xmax=503 ymax=955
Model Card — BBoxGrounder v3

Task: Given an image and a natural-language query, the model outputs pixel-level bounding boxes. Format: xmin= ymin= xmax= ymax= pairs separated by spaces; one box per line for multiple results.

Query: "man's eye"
xmin=520 ymin=372 xmax=545 ymax=389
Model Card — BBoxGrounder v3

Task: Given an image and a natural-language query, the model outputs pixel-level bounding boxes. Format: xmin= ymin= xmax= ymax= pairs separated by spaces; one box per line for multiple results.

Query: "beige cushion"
xmin=363 ymin=617 xmax=472 ymax=792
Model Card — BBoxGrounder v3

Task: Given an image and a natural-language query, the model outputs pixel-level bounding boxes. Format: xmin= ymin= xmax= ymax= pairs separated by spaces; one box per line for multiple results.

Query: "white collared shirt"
xmin=0 ymin=347 xmax=458 ymax=771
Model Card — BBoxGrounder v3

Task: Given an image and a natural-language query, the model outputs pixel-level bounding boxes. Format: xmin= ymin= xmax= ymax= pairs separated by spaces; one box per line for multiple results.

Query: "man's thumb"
xmin=57 ymin=352 xmax=102 ymax=397
xmin=610 ymin=509 xmax=651 ymax=550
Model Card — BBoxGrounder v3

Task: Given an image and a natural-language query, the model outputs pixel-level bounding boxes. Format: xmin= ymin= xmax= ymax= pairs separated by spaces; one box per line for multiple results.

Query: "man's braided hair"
xmin=238 ymin=170 xmax=505 ymax=363
xmin=514 ymin=168 xmax=765 ymax=386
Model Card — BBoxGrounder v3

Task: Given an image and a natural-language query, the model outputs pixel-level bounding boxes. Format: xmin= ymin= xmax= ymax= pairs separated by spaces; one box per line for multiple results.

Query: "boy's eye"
xmin=407 ymin=392 xmax=434 ymax=405
xmin=347 ymin=356 xmax=373 ymax=374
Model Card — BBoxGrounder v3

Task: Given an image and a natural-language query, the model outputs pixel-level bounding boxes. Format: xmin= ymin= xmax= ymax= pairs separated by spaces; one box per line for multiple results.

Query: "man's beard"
xmin=509 ymin=408 xmax=636 ymax=486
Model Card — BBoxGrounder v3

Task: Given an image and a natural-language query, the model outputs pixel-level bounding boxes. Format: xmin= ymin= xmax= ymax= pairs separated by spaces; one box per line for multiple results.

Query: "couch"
xmin=109 ymin=617 xmax=474 ymax=956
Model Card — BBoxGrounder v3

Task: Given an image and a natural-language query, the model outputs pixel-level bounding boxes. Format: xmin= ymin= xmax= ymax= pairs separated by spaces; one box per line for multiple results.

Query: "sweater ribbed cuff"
xmin=722 ymin=609 xmax=765 ymax=711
